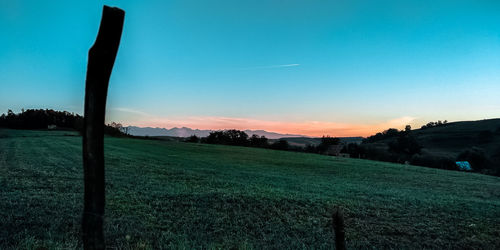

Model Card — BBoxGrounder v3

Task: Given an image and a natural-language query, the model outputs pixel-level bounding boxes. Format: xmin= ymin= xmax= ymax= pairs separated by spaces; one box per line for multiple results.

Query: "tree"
xmin=317 ymin=136 xmax=341 ymax=153
xmin=420 ymin=120 xmax=448 ymax=129
xmin=204 ymin=130 xmax=249 ymax=146
xmin=342 ymin=143 xmax=364 ymax=158
xmin=109 ymin=122 xmax=123 ymax=130
xmin=304 ymin=144 xmax=318 ymax=153
xmin=185 ymin=135 xmax=200 ymax=143
xmin=405 ymin=125 xmax=411 ymax=133
xmin=388 ymin=134 xmax=421 ymax=155
xmin=225 ymin=129 xmax=249 ymax=146
xmin=205 ymin=131 xmax=226 ymax=144
xmin=363 ymin=128 xmax=401 ymax=143
xmin=249 ymin=134 xmax=268 ymax=148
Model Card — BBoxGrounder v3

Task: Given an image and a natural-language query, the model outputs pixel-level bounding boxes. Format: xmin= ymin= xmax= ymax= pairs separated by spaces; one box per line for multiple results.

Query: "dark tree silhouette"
xmin=249 ymin=134 xmax=269 ymax=148
xmin=342 ymin=143 xmax=364 ymax=158
xmin=317 ymin=136 xmax=341 ymax=153
xmin=420 ymin=120 xmax=448 ymax=129
xmin=0 ymin=109 xmax=83 ymax=130
xmin=0 ymin=109 xmax=128 ymax=138
xmin=388 ymin=134 xmax=422 ymax=155
xmin=205 ymin=130 xmax=249 ymax=146
xmin=304 ymin=144 xmax=318 ymax=153
xmin=457 ymin=147 xmax=489 ymax=171
xmin=185 ymin=135 xmax=200 ymax=143
xmin=404 ymin=125 xmax=411 ymax=133
xmin=363 ymin=128 xmax=400 ymax=143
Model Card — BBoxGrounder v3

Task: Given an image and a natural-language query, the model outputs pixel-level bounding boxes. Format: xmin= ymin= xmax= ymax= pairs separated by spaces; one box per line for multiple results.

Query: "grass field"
xmin=1 ymin=129 xmax=499 ymax=249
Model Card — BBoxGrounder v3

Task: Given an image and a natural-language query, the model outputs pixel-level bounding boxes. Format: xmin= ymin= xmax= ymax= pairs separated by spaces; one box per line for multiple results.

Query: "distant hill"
xmin=366 ymin=118 xmax=500 ymax=156
xmin=126 ymin=126 xmax=305 ymax=139
xmin=410 ymin=119 xmax=500 ymax=158
xmin=362 ymin=118 xmax=500 ymax=174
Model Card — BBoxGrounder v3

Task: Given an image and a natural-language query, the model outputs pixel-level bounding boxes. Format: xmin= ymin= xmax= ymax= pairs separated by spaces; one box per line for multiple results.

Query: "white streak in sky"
xmin=267 ymin=64 xmax=300 ymax=68
xmin=241 ymin=64 xmax=300 ymax=70
xmin=112 ymin=107 xmax=151 ymax=117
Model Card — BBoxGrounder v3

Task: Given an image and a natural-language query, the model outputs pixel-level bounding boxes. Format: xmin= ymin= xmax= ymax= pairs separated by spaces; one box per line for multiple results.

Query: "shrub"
xmin=457 ymin=147 xmax=490 ymax=171
xmin=342 ymin=143 xmax=363 ymax=158
xmin=185 ymin=135 xmax=200 ymax=143
xmin=304 ymin=144 xmax=318 ymax=153
xmin=388 ymin=135 xmax=422 ymax=155
xmin=269 ymin=140 xmax=289 ymax=151
xmin=410 ymin=154 xmax=456 ymax=170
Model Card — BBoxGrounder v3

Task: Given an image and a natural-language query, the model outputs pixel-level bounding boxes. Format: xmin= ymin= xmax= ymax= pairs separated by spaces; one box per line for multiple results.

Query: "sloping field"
xmin=412 ymin=119 xmax=500 ymax=157
xmin=367 ymin=118 xmax=500 ymax=158
xmin=0 ymin=129 xmax=499 ymax=249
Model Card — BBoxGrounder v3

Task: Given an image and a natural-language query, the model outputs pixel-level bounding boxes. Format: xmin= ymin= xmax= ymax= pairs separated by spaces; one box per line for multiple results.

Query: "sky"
xmin=1 ymin=0 xmax=499 ymax=137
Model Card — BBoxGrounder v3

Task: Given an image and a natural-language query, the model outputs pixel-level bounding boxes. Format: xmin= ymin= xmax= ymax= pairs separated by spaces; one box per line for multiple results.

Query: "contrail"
xmin=241 ymin=64 xmax=300 ymax=70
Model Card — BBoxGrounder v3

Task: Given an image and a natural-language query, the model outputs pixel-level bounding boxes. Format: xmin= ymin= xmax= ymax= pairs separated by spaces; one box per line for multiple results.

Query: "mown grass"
xmin=0 ymin=129 xmax=499 ymax=249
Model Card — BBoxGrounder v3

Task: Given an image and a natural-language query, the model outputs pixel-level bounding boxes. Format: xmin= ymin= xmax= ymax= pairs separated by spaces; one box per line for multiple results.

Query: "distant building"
xmin=456 ymin=161 xmax=472 ymax=171
xmin=47 ymin=124 xmax=57 ymax=130
xmin=338 ymin=153 xmax=350 ymax=158
xmin=324 ymin=145 xmax=343 ymax=156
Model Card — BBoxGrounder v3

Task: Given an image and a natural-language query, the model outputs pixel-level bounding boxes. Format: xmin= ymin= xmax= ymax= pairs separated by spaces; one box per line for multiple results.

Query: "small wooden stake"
xmin=82 ymin=5 xmax=124 ymax=249
xmin=332 ymin=207 xmax=346 ymax=250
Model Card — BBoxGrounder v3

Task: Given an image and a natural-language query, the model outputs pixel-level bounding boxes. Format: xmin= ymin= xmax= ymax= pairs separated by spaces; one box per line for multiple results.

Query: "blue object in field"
xmin=456 ymin=161 xmax=472 ymax=171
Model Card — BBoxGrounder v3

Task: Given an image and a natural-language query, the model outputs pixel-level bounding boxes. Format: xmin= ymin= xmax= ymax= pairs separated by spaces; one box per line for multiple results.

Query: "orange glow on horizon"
xmin=123 ymin=116 xmax=416 ymax=137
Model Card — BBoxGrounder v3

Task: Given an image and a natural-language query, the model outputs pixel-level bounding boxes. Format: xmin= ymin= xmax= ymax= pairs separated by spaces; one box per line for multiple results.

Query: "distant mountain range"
xmin=126 ymin=126 xmax=305 ymax=139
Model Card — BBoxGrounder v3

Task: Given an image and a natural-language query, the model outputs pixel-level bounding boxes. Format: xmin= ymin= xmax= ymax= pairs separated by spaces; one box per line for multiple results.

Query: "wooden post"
xmin=332 ymin=207 xmax=346 ymax=250
xmin=82 ymin=5 xmax=124 ymax=249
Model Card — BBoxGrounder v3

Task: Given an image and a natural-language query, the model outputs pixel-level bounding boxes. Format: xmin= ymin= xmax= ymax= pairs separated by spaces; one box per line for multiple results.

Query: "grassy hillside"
xmin=1 ymin=129 xmax=499 ymax=249
xmin=369 ymin=118 xmax=500 ymax=157
xmin=412 ymin=119 xmax=500 ymax=157
xmin=359 ymin=119 xmax=500 ymax=174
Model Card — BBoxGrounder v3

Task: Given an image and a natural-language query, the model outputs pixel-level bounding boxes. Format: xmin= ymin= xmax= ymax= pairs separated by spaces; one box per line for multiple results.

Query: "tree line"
xmin=3 ymin=109 xmax=497 ymax=175
xmin=0 ymin=109 xmax=126 ymax=136
xmin=186 ymin=127 xmax=497 ymax=175
xmin=420 ymin=120 xmax=448 ymax=129
xmin=185 ymin=129 xmax=342 ymax=154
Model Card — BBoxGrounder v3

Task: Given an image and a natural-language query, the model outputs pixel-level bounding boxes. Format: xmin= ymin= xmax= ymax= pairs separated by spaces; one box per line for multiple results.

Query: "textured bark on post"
xmin=332 ymin=207 xmax=346 ymax=250
xmin=82 ymin=6 xmax=124 ymax=250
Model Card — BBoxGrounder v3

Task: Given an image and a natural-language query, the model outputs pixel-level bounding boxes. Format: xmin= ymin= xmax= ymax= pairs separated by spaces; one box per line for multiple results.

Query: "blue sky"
xmin=1 ymin=0 xmax=499 ymax=136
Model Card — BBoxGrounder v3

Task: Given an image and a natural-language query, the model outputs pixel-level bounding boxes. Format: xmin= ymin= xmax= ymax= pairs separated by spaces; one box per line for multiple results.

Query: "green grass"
xmin=1 ymin=129 xmax=499 ymax=249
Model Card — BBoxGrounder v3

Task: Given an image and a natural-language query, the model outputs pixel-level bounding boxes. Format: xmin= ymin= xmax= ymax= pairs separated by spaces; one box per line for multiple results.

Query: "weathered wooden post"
xmin=332 ymin=207 xmax=346 ymax=250
xmin=82 ymin=5 xmax=124 ymax=249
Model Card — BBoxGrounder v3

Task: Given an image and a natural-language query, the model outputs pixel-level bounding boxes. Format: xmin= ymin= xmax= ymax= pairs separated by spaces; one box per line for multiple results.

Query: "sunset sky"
xmin=1 ymin=0 xmax=499 ymax=137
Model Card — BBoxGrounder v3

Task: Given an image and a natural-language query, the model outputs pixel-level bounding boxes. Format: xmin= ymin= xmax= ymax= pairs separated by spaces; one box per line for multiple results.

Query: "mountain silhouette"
xmin=126 ymin=126 xmax=305 ymax=139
